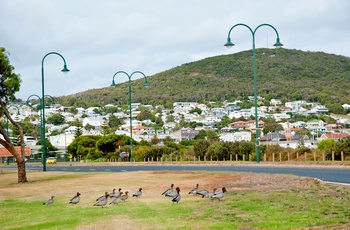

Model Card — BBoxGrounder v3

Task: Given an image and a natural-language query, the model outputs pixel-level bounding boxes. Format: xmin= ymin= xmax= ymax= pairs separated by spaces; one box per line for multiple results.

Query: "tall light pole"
xmin=111 ymin=71 xmax=149 ymax=162
xmin=41 ymin=52 xmax=70 ymax=171
xmin=224 ymin=23 xmax=283 ymax=163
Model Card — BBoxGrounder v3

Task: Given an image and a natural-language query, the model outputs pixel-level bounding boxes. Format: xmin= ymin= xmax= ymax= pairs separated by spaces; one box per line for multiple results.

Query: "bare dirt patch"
xmin=0 ymin=170 xmax=317 ymax=203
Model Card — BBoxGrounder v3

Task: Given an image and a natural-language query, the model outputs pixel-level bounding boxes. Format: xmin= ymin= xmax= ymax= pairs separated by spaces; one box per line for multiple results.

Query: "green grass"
xmin=0 ymin=171 xmax=349 ymax=229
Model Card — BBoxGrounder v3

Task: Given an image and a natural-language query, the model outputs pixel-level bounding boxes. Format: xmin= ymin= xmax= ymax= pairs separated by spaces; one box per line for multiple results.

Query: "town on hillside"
xmin=1 ymin=97 xmax=350 ymax=162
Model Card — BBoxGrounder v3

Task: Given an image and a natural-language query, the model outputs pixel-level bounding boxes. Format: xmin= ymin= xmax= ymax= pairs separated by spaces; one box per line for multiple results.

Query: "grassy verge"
xmin=0 ymin=170 xmax=349 ymax=229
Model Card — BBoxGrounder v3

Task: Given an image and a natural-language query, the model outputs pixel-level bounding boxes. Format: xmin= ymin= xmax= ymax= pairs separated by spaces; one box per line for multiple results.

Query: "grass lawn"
xmin=0 ymin=168 xmax=349 ymax=229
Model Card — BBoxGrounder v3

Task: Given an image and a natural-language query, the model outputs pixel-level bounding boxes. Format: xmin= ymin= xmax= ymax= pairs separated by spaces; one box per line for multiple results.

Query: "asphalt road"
xmin=10 ymin=163 xmax=350 ymax=185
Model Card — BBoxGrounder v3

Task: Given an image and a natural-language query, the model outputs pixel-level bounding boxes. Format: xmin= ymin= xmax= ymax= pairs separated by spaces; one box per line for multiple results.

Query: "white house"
xmin=219 ymin=132 xmax=251 ymax=142
xmin=342 ymin=104 xmax=350 ymax=110
xmin=83 ymin=117 xmax=106 ymax=127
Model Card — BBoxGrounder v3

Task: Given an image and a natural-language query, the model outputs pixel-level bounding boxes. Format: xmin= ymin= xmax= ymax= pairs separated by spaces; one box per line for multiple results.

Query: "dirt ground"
xmin=0 ymin=168 xmax=319 ymax=203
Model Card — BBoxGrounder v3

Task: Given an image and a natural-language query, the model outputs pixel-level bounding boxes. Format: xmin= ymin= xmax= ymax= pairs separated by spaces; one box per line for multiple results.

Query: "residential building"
xmin=220 ymin=131 xmax=251 ymax=142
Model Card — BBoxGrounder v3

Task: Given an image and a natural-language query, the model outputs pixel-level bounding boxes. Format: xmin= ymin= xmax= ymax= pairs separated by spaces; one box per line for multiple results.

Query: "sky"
xmin=1 ymin=0 xmax=350 ymax=101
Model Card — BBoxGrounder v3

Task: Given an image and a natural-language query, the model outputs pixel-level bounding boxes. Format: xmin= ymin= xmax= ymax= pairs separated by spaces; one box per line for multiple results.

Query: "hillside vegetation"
xmin=58 ymin=48 xmax=350 ymax=111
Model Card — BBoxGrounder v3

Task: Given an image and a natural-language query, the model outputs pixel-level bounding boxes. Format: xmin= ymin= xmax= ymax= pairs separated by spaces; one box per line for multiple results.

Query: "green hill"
xmin=58 ymin=48 xmax=350 ymax=112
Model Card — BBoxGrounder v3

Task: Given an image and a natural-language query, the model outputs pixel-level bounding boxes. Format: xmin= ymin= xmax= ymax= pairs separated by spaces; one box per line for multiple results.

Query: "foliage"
xmin=136 ymin=109 xmax=152 ymax=121
xmin=334 ymin=137 xmax=350 ymax=160
xmin=262 ymin=119 xmax=284 ymax=134
xmin=74 ymin=125 xmax=83 ymax=139
xmin=66 ymin=135 xmax=100 ymax=159
xmin=188 ymin=107 xmax=202 ymax=114
xmin=143 ymin=145 xmax=176 ymax=160
xmin=193 ymin=139 xmax=210 ymax=158
xmin=108 ymin=114 xmax=124 ymax=128
xmin=95 ymin=134 xmax=131 ymax=155
xmin=47 ymin=113 xmax=65 ymax=125
xmin=151 ymin=135 xmax=160 ymax=145
xmin=0 ymin=48 xmax=21 ymax=102
xmin=36 ymin=139 xmax=59 ymax=156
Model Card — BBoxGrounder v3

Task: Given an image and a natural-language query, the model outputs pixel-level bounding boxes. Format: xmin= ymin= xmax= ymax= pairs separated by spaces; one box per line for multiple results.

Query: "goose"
xmin=96 ymin=191 xmax=109 ymax=201
xmin=165 ymin=187 xmax=179 ymax=198
xmin=43 ymin=196 xmax=54 ymax=205
xmin=196 ymin=189 xmax=209 ymax=196
xmin=133 ymin=188 xmax=142 ymax=197
xmin=203 ymin=188 xmax=217 ymax=198
xmin=162 ymin=184 xmax=174 ymax=196
xmin=188 ymin=184 xmax=199 ymax=194
xmin=69 ymin=192 xmax=81 ymax=204
xmin=211 ymin=187 xmax=227 ymax=201
xmin=94 ymin=193 xmax=109 ymax=208
xmin=120 ymin=191 xmax=129 ymax=201
xmin=109 ymin=188 xmax=122 ymax=198
xmin=172 ymin=187 xmax=181 ymax=204
xmin=110 ymin=192 xmax=123 ymax=205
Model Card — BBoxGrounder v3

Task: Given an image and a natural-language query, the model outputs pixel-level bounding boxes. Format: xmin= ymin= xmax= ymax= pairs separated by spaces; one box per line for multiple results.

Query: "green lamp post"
xmin=224 ymin=23 xmax=283 ymax=163
xmin=41 ymin=52 xmax=70 ymax=171
xmin=111 ymin=71 xmax=149 ymax=162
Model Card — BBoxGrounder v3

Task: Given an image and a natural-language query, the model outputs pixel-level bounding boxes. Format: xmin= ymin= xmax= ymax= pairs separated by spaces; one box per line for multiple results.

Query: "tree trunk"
xmin=17 ymin=158 xmax=28 ymax=183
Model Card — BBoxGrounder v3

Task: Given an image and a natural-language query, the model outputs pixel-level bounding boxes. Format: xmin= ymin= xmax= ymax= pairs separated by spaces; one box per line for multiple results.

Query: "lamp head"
xmin=111 ymin=80 xmax=116 ymax=87
xmin=61 ymin=64 xmax=70 ymax=74
xmin=143 ymin=79 xmax=150 ymax=87
xmin=273 ymin=38 xmax=283 ymax=47
xmin=224 ymin=37 xmax=234 ymax=49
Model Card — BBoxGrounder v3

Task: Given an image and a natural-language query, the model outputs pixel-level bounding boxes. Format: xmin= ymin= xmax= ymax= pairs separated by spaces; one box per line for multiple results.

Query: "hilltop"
xmin=57 ymin=48 xmax=350 ymax=112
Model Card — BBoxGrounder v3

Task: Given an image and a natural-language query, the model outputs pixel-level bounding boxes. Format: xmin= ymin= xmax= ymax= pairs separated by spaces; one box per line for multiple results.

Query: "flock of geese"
xmin=43 ymin=184 xmax=226 ymax=207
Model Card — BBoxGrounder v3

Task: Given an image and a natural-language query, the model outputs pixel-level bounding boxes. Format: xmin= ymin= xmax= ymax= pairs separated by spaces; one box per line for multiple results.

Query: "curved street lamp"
xmin=224 ymin=23 xmax=283 ymax=163
xmin=41 ymin=52 xmax=70 ymax=171
xmin=111 ymin=71 xmax=149 ymax=162
xmin=26 ymin=94 xmax=56 ymax=142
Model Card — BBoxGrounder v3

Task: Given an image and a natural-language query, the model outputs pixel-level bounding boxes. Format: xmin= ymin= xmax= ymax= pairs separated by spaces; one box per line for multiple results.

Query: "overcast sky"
xmin=1 ymin=0 xmax=349 ymax=101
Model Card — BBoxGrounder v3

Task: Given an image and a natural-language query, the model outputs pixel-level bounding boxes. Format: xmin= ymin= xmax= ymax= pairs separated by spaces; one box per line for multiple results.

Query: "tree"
xmin=0 ymin=47 xmax=28 ymax=183
xmin=36 ymin=139 xmax=59 ymax=157
xmin=0 ymin=47 xmax=27 ymax=183
xmin=193 ymin=139 xmax=210 ymax=158
xmin=74 ymin=125 xmax=83 ymax=139
xmin=67 ymin=135 xmax=101 ymax=159
xmin=47 ymin=113 xmax=65 ymax=125
xmin=108 ymin=114 xmax=124 ymax=128
xmin=96 ymin=134 xmax=130 ymax=156
xmin=136 ymin=109 xmax=152 ymax=121
xmin=262 ymin=119 xmax=284 ymax=134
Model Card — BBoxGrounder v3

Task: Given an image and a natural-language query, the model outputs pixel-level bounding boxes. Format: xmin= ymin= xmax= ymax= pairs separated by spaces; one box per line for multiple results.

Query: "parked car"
xmin=46 ymin=157 xmax=57 ymax=164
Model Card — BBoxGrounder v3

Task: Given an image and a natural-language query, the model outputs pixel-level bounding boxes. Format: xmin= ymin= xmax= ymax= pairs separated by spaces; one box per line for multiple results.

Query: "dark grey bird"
xmin=109 ymin=188 xmax=122 ymax=198
xmin=110 ymin=192 xmax=123 ymax=205
xmin=165 ymin=187 xmax=179 ymax=198
xmin=96 ymin=191 xmax=109 ymax=202
xmin=120 ymin=191 xmax=129 ymax=201
xmin=69 ymin=192 xmax=81 ymax=204
xmin=43 ymin=196 xmax=54 ymax=205
xmin=188 ymin=184 xmax=199 ymax=194
xmin=172 ymin=187 xmax=181 ymax=204
xmin=196 ymin=189 xmax=209 ymax=196
xmin=203 ymin=188 xmax=217 ymax=198
xmin=211 ymin=187 xmax=227 ymax=201
xmin=133 ymin=188 xmax=142 ymax=197
xmin=94 ymin=193 xmax=109 ymax=208
xmin=162 ymin=184 xmax=174 ymax=196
